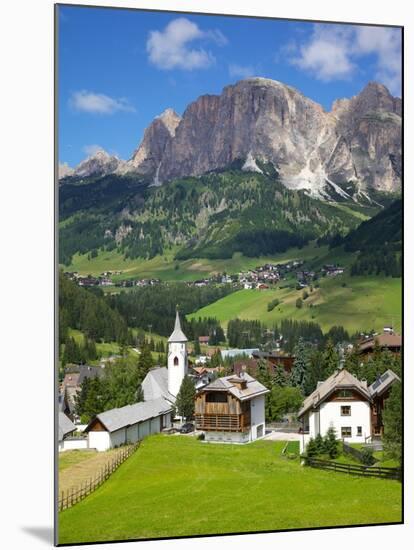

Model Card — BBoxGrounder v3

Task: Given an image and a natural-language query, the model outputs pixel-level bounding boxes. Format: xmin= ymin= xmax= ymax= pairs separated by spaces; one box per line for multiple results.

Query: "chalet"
xmin=252 ymin=350 xmax=294 ymax=371
xmin=358 ymin=330 xmax=402 ymax=356
xmin=84 ymin=398 xmax=173 ymax=452
xmin=195 ymin=372 xmax=269 ymax=444
xmin=297 ymin=368 xmax=400 ymax=453
xmin=61 ymin=365 xmax=103 ymax=421
xmin=198 ymin=335 xmax=210 ymax=345
xmin=232 ymin=357 xmax=274 ymax=378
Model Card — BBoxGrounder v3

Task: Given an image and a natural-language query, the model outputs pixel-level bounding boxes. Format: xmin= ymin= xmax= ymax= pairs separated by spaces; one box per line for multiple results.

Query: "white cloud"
xmin=229 ymin=64 xmax=256 ymax=79
xmin=70 ymin=90 xmax=135 ymax=114
xmin=287 ymin=24 xmax=401 ymax=95
xmin=83 ymin=144 xmax=105 ymax=156
xmin=147 ymin=17 xmax=226 ymax=70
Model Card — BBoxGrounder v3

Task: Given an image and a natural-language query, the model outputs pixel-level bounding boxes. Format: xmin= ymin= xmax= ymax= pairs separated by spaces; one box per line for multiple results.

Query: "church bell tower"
xmin=167 ymin=309 xmax=188 ymax=397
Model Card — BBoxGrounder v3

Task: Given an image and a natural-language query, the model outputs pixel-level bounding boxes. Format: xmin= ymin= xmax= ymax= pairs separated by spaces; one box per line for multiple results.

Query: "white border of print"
xmin=0 ymin=1 xmax=412 ymax=549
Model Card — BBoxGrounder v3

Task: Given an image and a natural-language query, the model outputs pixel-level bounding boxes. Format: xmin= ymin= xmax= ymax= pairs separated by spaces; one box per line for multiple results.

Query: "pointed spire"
xmin=168 ymin=307 xmax=188 ymax=343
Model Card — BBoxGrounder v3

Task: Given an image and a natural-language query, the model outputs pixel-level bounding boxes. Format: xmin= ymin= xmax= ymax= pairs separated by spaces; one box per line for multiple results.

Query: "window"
xmin=341 ymin=405 xmax=351 ymax=416
xmin=206 ymin=392 xmax=227 ymax=403
xmin=341 ymin=427 xmax=352 ymax=438
xmin=338 ymin=389 xmax=353 ymax=398
xmin=357 ymin=426 xmax=362 ymax=436
xmin=173 ymin=356 xmax=179 ymax=366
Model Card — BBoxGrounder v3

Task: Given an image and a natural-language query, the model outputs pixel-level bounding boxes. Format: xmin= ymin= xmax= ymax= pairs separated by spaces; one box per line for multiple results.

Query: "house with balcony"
xmin=194 ymin=372 xmax=269 ymax=444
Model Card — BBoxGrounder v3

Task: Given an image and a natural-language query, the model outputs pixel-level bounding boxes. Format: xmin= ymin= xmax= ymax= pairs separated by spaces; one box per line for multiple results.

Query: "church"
xmin=85 ymin=310 xmax=192 ymax=450
xmin=85 ymin=311 xmax=268 ymax=450
xmin=142 ymin=309 xmax=190 ymax=404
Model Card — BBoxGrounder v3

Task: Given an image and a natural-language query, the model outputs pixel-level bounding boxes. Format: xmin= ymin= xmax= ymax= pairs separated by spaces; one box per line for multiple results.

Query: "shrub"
xmin=314 ymin=433 xmax=326 ymax=455
xmin=360 ymin=447 xmax=374 ymax=465
xmin=324 ymin=426 xmax=339 ymax=459
xmin=296 ymin=298 xmax=303 ymax=309
xmin=306 ymin=438 xmax=318 ymax=458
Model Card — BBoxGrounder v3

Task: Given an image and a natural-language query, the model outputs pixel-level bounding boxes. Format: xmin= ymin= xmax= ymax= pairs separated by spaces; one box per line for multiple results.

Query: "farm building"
xmin=58 ymin=412 xmax=88 ymax=452
xmin=358 ymin=330 xmax=402 ymax=356
xmin=195 ymin=372 xmax=269 ymax=444
xmin=298 ymin=368 xmax=400 ymax=452
xmin=84 ymin=397 xmax=173 ymax=451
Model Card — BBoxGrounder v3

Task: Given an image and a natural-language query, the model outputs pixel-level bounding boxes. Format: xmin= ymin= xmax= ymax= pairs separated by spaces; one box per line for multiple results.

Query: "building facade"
xmin=194 ymin=372 xmax=269 ymax=444
xmin=298 ymin=368 xmax=400 ymax=453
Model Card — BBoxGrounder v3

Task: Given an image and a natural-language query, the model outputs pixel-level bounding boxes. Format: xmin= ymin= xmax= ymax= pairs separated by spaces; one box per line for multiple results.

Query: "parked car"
xmin=180 ymin=423 xmax=195 ymax=434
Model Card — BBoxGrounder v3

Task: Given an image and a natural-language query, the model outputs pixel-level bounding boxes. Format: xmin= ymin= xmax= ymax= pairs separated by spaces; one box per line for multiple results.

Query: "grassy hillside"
xmin=66 ymin=242 xmax=332 ymax=282
xmin=58 ymin=435 xmax=401 ymax=544
xmin=188 ymin=275 xmax=401 ymax=334
xmin=60 ymin=170 xmax=374 ymax=266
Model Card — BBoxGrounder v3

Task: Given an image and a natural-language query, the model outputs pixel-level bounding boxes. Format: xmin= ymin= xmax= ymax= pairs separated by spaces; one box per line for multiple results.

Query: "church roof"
xmin=142 ymin=367 xmax=175 ymax=403
xmin=168 ymin=310 xmax=188 ymax=343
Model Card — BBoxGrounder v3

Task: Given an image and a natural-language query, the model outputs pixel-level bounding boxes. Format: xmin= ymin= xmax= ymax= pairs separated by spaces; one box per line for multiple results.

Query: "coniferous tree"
xmin=322 ymin=339 xmax=339 ymax=378
xmin=175 ymin=375 xmax=196 ymax=420
xmin=272 ymin=364 xmax=289 ymax=387
xmin=194 ymin=339 xmax=201 ymax=355
xmin=137 ymin=342 xmax=154 ymax=378
xmin=324 ymin=426 xmax=339 ymax=459
xmin=314 ymin=433 xmax=326 ymax=455
xmin=383 ymin=381 xmax=402 ymax=465
xmin=291 ymin=338 xmax=309 ymax=391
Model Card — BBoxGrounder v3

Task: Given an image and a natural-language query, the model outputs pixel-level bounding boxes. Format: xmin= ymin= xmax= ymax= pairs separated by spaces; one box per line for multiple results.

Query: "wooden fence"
xmin=342 ymin=441 xmax=376 ymax=465
xmin=58 ymin=442 xmax=140 ymax=511
xmin=305 ymin=457 xmax=401 ymax=481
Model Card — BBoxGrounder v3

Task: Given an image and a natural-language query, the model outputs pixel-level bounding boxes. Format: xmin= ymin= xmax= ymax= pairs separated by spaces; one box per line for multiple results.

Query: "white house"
xmin=297 ymin=368 xmax=400 ymax=453
xmin=194 ymin=372 xmax=269 ymax=444
xmin=84 ymin=397 xmax=172 ymax=452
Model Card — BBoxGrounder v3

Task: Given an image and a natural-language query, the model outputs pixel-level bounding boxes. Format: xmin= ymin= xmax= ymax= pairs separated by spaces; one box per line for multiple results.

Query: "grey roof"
xmin=369 ymin=369 xmax=400 ymax=397
xmin=198 ymin=372 xmax=269 ymax=401
xmin=142 ymin=367 xmax=175 ymax=403
xmin=298 ymin=369 xmax=371 ymax=418
xmin=168 ymin=310 xmax=188 ymax=343
xmin=59 ymin=412 xmax=76 ymax=441
xmin=86 ymin=397 xmax=172 ymax=433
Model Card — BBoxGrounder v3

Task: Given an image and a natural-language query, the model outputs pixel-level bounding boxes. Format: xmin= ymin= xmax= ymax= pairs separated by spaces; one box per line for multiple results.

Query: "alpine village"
xmin=58 ymin=73 xmax=402 ymax=540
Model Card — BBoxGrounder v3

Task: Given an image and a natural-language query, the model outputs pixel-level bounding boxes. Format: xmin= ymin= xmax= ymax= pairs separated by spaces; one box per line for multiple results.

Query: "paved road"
xmin=264 ymin=430 xmax=302 ymax=441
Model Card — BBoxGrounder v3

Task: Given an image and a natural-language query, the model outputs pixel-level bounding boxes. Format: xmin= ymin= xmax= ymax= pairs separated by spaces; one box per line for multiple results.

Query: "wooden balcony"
xmin=195 ymin=413 xmax=250 ymax=432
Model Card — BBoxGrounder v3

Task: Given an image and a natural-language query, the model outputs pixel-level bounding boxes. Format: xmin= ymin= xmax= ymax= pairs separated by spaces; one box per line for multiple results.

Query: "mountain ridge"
xmin=60 ymin=78 xmax=401 ymax=202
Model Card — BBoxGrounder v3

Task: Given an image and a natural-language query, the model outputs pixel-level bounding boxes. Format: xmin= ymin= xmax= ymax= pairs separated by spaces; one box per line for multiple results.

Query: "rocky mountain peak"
xmin=73 ymin=149 xmax=123 ymax=178
xmin=62 ymin=78 xmax=401 ymax=198
xmin=128 ymin=108 xmax=182 ymax=178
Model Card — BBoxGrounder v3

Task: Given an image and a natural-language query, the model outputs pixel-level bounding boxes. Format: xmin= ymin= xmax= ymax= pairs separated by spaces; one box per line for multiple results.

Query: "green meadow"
xmin=58 ymin=435 xmax=402 ymax=544
xmin=65 ymin=243 xmax=331 ymax=282
xmin=188 ymin=275 xmax=401 ymax=334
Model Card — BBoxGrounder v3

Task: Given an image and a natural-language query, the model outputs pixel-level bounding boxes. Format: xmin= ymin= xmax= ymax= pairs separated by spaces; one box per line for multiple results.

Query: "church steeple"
xmin=167 ymin=308 xmax=188 ymax=397
xmin=168 ymin=308 xmax=188 ymax=343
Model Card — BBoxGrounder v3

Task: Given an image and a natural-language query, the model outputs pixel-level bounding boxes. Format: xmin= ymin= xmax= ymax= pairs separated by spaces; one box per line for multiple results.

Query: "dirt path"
xmin=59 ymin=448 xmax=123 ymax=495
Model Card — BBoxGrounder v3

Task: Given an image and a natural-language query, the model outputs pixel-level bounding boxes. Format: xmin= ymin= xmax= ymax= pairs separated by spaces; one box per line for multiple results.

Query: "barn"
xmin=84 ymin=397 xmax=172 ymax=451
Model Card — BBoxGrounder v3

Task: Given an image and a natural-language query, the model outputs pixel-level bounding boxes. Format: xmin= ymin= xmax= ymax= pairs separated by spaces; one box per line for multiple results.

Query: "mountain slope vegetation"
xmin=59 ymin=169 xmax=376 ymax=266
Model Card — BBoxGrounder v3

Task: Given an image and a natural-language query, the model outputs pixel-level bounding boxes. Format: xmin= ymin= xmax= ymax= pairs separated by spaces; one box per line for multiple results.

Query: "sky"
xmin=58 ymin=5 xmax=402 ymax=167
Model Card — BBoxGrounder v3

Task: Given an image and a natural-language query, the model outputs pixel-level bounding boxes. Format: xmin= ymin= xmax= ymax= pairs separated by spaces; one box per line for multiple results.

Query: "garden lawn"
xmin=58 ymin=435 xmax=402 ymax=544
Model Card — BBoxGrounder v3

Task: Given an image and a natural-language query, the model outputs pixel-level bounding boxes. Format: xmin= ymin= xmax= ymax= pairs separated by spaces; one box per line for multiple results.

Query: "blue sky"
xmin=58 ymin=5 xmax=402 ymax=167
